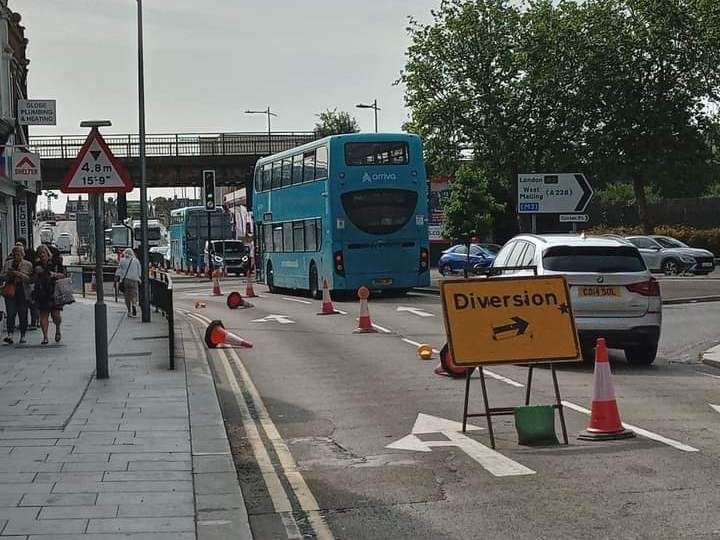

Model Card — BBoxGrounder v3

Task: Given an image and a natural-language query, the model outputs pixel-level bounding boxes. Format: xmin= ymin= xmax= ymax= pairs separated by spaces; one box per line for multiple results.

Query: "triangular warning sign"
xmin=61 ymin=128 xmax=134 ymax=193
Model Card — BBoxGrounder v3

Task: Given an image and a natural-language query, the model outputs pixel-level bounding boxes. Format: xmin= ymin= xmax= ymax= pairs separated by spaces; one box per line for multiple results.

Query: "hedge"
xmin=585 ymin=225 xmax=720 ymax=255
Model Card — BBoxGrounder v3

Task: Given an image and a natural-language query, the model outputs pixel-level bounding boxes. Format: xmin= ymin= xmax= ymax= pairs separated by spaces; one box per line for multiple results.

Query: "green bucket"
xmin=514 ymin=405 xmax=559 ymax=446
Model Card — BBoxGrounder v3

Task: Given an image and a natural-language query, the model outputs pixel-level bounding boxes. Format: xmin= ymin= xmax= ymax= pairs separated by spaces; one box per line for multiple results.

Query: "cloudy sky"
xmin=17 ymin=0 xmax=440 ymax=209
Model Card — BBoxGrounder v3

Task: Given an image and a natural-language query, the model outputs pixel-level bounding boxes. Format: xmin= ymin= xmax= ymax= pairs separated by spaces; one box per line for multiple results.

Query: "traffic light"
xmin=203 ymin=170 xmax=216 ymax=210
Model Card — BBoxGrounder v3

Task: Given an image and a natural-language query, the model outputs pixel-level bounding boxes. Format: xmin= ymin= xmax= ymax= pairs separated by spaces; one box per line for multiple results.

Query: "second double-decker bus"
xmin=169 ymin=206 xmax=233 ymax=272
xmin=253 ymin=132 xmax=430 ymax=297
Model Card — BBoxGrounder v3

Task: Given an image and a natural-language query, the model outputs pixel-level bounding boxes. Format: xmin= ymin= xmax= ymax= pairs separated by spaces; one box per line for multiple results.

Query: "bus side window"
xmin=271 ymin=161 xmax=282 ymax=190
xmin=263 ymin=224 xmax=273 ymax=252
xmin=283 ymin=223 xmax=293 ymax=252
xmin=272 ymin=224 xmax=283 ymax=252
xmin=254 ymin=168 xmax=262 ymax=193
xmin=293 ymin=221 xmax=304 ymax=251
xmin=281 ymin=159 xmax=292 ymax=187
xmin=304 ymin=219 xmax=317 ymax=251
xmin=315 ymin=218 xmax=322 ymax=250
xmin=315 ymin=146 xmax=328 ymax=180
xmin=292 ymin=154 xmax=303 ymax=185
xmin=262 ymin=164 xmax=272 ymax=191
xmin=303 ymin=151 xmax=315 ymax=182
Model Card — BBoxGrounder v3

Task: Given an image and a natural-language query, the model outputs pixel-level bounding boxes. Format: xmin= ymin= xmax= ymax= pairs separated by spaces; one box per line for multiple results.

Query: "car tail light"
xmin=334 ymin=250 xmax=345 ymax=276
xmin=626 ymin=278 xmax=660 ymax=297
xmin=419 ymin=247 xmax=429 ymax=273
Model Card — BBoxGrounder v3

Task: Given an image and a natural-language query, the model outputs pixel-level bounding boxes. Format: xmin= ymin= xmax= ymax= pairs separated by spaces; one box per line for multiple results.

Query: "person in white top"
xmin=115 ymin=248 xmax=142 ymax=317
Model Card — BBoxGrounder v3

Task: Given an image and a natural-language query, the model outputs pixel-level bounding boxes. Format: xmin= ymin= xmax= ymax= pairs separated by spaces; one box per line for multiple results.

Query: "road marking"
xmin=397 ymin=306 xmax=435 ymax=318
xmin=335 ymin=309 xmax=347 ymax=315
xmin=482 ymin=369 xmax=525 ymax=388
xmin=251 ymin=314 xmax=295 ymax=324
xmin=400 ymin=338 xmax=440 ymax=354
xmin=224 ymin=346 xmax=334 ymax=539
xmin=282 ymin=297 xmax=312 ymax=304
xmin=710 ymin=404 xmax=720 ymax=414
xmin=185 ymin=320 xmax=302 ymax=539
xmin=562 ymin=401 xmax=700 ymax=452
xmin=387 ymin=413 xmax=534 ymax=477
xmin=371 ymin=323 xmax=392 ymax=334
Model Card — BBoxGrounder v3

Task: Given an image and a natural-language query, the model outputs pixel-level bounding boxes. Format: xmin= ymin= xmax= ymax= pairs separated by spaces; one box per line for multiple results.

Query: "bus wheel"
xmin=309 ymin=263 xmax=321 ymax=299
xmin=266 ymin=262 xmax=277 ymax=293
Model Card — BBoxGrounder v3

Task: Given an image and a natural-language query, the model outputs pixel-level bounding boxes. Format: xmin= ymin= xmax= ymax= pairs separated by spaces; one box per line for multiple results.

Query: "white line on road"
xmin=371 ymin=323 xmax=392 ymax=334
xmin=282 ymin=297 xmax=312 ymax=304
xmin=482 ymin=369 xmax=525 ymax=388
xmin=397 ymin=306 xmax=435 ymax=318
xmin=561 ymin=400 xmax=700 ymax=452
xmin=335 ymin=309 xmax=347 ymax=315
xmin=710 ymin=404 xmax=720 ymax=414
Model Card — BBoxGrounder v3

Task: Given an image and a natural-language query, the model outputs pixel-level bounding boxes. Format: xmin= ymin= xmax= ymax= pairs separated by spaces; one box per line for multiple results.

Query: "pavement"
xmin=0 ymin=297 xmax=251 ymax=539
xmin=170 ymin=277 xmax=720 ymax=539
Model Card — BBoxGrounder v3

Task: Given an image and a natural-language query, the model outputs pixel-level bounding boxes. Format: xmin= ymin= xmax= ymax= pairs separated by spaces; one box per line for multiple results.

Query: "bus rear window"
xmin=345 ymin=142 xmax=409 ymax=166
xmin=341 ymin=189 xmax=417 ymax=235
xmin=543 ymin=246 xmax=646 ymax=273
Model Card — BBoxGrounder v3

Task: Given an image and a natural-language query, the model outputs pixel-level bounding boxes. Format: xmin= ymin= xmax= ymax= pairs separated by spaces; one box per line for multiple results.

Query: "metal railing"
xmin=148 ymin=269 xmax=175 ymax=370
xmin=29 ymin=131 xmax=318 ymax=160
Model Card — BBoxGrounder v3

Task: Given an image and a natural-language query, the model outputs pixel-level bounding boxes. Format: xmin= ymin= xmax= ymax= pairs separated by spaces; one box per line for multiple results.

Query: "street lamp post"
xmin=245 ymin=107 xmax=277 ymax=154
xmin=137 ymin=0 xmax=150 ymax=322
xmin=356 ymin=99 xmax=380 ymax=132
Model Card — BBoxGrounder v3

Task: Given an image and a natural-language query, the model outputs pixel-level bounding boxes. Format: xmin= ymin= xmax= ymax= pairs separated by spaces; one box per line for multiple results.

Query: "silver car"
xmin=493 ymin=234 xmax=662 ymax=365
xmin=626 ymin=235 xmax=715 ymax=275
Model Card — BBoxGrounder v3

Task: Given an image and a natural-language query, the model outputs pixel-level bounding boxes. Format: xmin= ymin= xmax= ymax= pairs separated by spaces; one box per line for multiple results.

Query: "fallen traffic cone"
xmin=227 ymin=291 xmax=252 ymax=310
xmin=417 ymin=344 xmax=433 ymax=360
xmin=195 ymin=300 xmax=206 ymax=309
xmin=435 ymin=344 xmax=469 ymax=378
xmin=317 ymin=278 xmax=339 ymax=315
xmin=353 ymin=286 xmax=377 ymax=334
xmin=204 ymin=320 xmax=253 ymax=349
xmin=245 ymin=269 xmax=258 ymax=298
xmin=212 ymin=270 xmax=222 ymax=296
xmin=578 ymin=338 xmax=634 ymax=441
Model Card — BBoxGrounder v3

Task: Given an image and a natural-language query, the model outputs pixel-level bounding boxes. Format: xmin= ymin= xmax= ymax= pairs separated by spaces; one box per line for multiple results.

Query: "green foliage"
xmin=313 ymin=109 xmax=360 ymax=137
xmin=596 ymin=182 xmax=661 ymax=206
xmin=402 ymin=0 xmax=720 ymax=233
xmin=442 ymin=164 xmax=505 ymax=242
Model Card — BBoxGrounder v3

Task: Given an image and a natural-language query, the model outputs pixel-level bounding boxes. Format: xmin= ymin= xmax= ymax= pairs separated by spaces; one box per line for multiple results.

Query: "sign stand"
xmin=461 ymin=364 xmax=568 ymax=449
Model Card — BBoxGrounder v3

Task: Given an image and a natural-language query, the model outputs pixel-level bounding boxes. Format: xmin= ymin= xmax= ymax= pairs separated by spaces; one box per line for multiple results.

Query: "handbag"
xmin=118 ymin=259 xmax=132 ymax=293
xmin=53 ymin=277 xmax=75 ymax=306
xmin=1 ymin=282 xmax=15 ymax=299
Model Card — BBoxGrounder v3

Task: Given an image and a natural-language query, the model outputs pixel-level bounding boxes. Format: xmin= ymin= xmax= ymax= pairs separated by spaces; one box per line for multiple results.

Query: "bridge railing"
xmin=29 ymin=132 xmax=318 ymax=159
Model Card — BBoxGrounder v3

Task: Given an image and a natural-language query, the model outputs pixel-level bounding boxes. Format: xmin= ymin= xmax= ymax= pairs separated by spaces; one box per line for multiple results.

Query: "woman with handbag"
xmin=1 ymin=245 xmax=33 ymax=345
xmin=32 ymin=244 xmax=66 ymax=345
xmin=115 ymin=248 xmax=142 ymax=318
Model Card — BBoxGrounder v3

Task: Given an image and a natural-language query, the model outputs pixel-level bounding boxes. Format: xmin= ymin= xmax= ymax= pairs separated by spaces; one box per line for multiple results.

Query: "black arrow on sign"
xmin=492 ymin=316 xmax=529 ymax=340
xmin=90 ymin=150 xmax=101 ymax=161
xmin=574 ymin=174 xmax=593 ymax=212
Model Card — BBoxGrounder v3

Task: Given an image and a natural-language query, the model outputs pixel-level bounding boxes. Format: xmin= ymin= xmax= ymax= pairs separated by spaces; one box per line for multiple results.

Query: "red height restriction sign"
xmin=60 ymin=128 xmax=134 ymax=193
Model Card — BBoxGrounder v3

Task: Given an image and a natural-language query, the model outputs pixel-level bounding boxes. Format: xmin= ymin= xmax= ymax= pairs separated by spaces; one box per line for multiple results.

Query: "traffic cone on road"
xmin=353 ymin=286 xmax=377 ymax=334
xmin=317 ymin=278 xmax=339 ymax=315
xmin=204 ymin=320 xmax=253 ymax=349
xmin=227 ymin=291 xmax=252 ymax=310
xmin=579 ymin=338 xmax=634 ymax=441
xmin=212 ymin=270 xmax=222 ymax=296
xmin=245 ymin=269 xmax=258 ymax=298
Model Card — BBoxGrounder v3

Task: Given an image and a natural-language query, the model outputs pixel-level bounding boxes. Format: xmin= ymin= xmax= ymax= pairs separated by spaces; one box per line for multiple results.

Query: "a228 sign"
xmin=440 ymin=275 xmax=580 ymax=366
xmin=61 ymin=129 xmax=134 ymax=194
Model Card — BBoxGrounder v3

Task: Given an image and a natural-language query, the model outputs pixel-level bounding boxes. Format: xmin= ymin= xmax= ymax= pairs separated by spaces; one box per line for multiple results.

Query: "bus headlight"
xmin=334 ymin=250 xmax=345 ymax=277
xmin=419 ymin=247 xmax=429 ymax=273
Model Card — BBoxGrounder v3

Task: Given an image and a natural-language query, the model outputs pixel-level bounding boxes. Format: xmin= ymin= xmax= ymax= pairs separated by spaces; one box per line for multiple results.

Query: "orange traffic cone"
xmin=435 ymin=344 xmax=469 ymax=378
xmin=227 ymin=291 xmax=252 ymax=310
xmin=204 ymin=320 xmax=253 ymax=349
xmin=245 ymin=269 xmax=258 ymax=298
xmin=353 ymin=286 xmax=377 ymax=334
xmin=579 ymin=338 xmax=634 ymax=441
xmin=212 ymin=270 xmax=222 ymax=296
xmin=317 ymin=278 xmax=339 ymax=315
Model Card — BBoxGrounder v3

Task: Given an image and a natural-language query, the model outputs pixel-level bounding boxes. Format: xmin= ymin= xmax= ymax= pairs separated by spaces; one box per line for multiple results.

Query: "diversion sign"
xmin=440 ymin=276 xmax=580 ymax=366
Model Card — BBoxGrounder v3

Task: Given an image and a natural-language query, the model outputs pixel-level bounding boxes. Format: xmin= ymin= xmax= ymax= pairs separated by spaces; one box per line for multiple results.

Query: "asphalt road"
xmin=175 ymin=278 xmax=720 ymax=539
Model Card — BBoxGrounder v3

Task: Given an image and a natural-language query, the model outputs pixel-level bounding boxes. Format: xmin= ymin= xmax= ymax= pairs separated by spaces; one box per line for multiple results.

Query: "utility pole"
xmin=137 ymin=0 xmax=150 ymax=322
xmin=245 ymin=107 xmax=277 ymax=155
xmin=356 ymin=99 xmax=380 ymax=132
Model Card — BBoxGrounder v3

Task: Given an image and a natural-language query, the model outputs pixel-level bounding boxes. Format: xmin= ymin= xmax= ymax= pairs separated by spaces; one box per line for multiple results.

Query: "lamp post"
xmin=245 ymin=107 xmax=277 ymax=154
xmin=137 ymin=0 xmax=150 ymax=322
xmin=356 ymin=99 xmax=380 ymax=132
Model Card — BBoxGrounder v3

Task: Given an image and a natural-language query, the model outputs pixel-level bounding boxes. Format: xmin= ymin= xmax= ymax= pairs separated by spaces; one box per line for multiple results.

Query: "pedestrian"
xmin=1 ymin=245 xmax=33 ymax=344
xmin=115 ymin=248 xmax=142 ymax=318
xmin=32 ymin=244 xmax=66 ymax=345
xmin=13 ymin=238 xmax=39 ymax=330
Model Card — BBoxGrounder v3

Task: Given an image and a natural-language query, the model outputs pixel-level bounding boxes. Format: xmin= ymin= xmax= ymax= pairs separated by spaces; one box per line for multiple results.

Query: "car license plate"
xmin=373 ymin=278 xmax=393 ymax=285
xmin=579 ymin=286 xmax=620 ymax=297
xmin=703 ymin=262 xmax=713 ymax=267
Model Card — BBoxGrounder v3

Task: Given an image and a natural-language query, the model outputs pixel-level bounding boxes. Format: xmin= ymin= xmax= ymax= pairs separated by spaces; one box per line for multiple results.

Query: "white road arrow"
xmin=386 ymin=413 xmax=534 ymax=477
xmin=250 ymin=314 xmax=295 ymax=324
xmin=396 ymin=306 xmax=434 ymax=318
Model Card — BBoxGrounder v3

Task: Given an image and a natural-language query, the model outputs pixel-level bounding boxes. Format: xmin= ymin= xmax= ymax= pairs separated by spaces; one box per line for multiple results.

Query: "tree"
xmin=442 ymin=164 xmax=504 ymax=277
xmin=314 ymin=109 xmax=360 ymax=137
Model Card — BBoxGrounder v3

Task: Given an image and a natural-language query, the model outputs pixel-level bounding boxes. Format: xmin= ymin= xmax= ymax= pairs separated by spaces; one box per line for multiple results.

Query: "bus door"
xmin=254 ymin=221 xmax=263 ymax=280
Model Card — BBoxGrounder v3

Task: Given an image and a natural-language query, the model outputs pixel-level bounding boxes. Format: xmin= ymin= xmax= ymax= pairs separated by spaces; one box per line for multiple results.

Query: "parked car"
xmin=438 ymin=244 xmax=496 ymax=275
xmin=625 ymin=235 xmax=715 ymax=275
xmin=477 ymin=243 xmax=502 ymax=255
xmin=55 ymin=232 xmax=73 ymax=254
xmin=492 ymin=234 xmax=661 ymax=365
xmin=203 ymin=240 xmax=250 ymax=276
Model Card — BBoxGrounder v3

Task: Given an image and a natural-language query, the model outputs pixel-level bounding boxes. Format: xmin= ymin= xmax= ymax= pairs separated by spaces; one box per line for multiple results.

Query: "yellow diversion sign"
xmin=440 ymin=276 xmax=580 ymax=366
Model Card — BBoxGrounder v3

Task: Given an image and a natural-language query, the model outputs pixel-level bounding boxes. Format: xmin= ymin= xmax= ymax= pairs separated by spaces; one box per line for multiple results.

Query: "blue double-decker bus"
xmin=253 ymin=133 xmax=430 ymax=297
xmin=169 ymin=206 xmax=233 ymax=272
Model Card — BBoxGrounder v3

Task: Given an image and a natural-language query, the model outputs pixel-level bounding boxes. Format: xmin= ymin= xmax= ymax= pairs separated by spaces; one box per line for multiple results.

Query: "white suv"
xmin=492 ymin=234 xmax=662 ymax=365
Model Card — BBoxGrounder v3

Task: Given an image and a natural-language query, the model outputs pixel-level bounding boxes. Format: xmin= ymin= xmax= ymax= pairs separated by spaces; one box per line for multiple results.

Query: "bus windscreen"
xmin=344 ymin=142 xmax=409 ymax=166
xmin=341 ymin=189 xmax=417 ymax=235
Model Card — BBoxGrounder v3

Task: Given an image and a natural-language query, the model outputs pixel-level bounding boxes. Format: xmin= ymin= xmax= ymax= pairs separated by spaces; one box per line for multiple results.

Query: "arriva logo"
xmin=362 ymin=172 xmax=397 ymax=182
